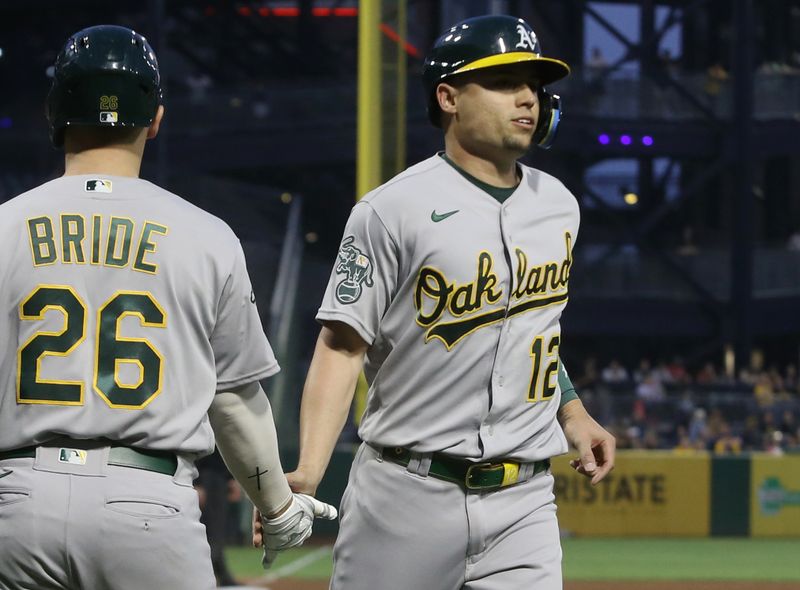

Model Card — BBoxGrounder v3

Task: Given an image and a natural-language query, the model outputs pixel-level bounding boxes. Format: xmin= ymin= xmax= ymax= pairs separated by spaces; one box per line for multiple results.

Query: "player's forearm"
xmin=208 ymin=382 xmax=293 ymax=518
xmin=296 ymin=324 xmax=366 ymax=488
xmin=557 ymin=397 xmax=587 ymax=426
xmin=558 ymin=397 xmax=606 ymax=447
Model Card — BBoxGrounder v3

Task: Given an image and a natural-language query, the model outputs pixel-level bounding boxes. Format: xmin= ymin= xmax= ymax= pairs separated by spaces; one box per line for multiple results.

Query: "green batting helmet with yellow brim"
xmin=422 ymin=14 xmax=570 ymax=147
xmin=46 ymin=25 xmax=162 ymax=148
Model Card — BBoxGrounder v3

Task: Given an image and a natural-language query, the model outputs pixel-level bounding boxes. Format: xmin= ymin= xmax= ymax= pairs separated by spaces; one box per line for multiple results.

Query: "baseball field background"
xmin=224 ymin=538 xmax=800 ymax=589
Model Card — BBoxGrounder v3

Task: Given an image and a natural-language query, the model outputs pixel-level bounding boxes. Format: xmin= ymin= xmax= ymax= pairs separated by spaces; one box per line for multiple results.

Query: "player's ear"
xmin=147 ymin=105 xmax=165 ymax=140
xmin=436 ymin=82 xmax=459 ymax=118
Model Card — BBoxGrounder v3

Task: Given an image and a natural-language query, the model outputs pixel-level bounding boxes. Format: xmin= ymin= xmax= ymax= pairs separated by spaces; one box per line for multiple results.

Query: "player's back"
xmin=0 ymin=174 xmax=275 ymax=457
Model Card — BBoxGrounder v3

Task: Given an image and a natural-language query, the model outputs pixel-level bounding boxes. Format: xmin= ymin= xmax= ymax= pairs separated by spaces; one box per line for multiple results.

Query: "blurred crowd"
xmin=575 ymin=356 xmax=800 ymax=455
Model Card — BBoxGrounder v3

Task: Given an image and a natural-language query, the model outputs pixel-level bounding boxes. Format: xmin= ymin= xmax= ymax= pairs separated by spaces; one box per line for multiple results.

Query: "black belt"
xmin=381 ymin=446 xmax=549 ymax=491
xmin=0 ymin=443 xmax=177 ymax=476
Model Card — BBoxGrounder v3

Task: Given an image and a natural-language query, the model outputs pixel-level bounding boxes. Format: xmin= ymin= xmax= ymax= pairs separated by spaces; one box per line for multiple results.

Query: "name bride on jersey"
xmin=26 ymin=213 xmax=168 ymax=274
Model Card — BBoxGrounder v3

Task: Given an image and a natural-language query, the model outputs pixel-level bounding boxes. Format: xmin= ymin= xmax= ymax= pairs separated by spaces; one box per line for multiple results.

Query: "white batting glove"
xmin=260 ymin=493 xmax=338 ymax=569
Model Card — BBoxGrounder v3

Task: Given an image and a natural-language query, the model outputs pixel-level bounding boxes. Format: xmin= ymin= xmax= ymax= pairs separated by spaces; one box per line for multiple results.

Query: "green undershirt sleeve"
xmin=558 ymin=357 xmax=580 ymax=408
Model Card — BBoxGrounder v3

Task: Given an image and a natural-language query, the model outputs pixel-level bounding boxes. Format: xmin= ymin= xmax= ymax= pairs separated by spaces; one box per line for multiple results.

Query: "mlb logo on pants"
xmin=59 ymin=448 xmax=88 ymax=465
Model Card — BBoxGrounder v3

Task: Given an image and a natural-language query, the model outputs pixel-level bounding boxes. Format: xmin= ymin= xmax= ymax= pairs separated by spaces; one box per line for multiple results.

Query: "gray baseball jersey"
xmin=318 ymin=154 xmax=578 ymax=462
xmin=0 ymin=174 xmax=278 ymax=456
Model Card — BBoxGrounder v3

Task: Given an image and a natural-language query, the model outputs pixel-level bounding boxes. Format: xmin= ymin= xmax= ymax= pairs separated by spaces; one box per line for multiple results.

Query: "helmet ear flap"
xmin=533 ymin=89 xmax=561 ymax=150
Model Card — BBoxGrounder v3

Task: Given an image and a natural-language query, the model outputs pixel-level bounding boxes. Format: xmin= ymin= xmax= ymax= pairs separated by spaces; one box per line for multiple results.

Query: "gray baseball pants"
xmin=330 ymin=443 xmax=562 ymax=590
xmin=0 ymin=442 xmax=215 ymax=590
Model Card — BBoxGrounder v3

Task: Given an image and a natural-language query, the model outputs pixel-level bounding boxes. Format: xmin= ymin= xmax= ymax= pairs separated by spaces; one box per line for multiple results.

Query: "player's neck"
xmin=443 ymin=142 xmax=519 ymax=188
xmin=63 ymin=134 xmax=146 ymax=178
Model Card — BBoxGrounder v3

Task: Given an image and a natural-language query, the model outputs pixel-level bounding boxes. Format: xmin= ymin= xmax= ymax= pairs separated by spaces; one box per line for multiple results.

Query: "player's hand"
xmin=252 ymin=507 xmax=264 ymax=548
xmin=251 ymin=467 xmax=323 ymax=548
xmin=251 ymin=501 xmax=291 ymax=549
xmin=559 ymin=400 xmax=616 ymax=485
xmin=258 ymin=493 xmax=338 ymax=569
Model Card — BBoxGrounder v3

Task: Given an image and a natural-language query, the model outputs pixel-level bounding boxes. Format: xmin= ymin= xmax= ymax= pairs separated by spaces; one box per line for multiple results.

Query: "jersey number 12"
xmin=527 ymin=334 xmax=560 ymax=403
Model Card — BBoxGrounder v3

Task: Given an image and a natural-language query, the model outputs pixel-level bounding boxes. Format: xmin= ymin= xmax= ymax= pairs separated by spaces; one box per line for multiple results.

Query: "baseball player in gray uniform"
xmin=0 ymin=25 xmax=334 ymax=590
xmin=266 ymin=15 xmax=617 ymax=590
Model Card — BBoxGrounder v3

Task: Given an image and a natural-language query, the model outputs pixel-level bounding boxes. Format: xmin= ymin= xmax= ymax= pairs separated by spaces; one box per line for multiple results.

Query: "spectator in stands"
xmin=666 ymin=356 xmax=691 ymax=385
xmin=780 ymin=409 xmax=797 ymax=437
xmin=653 ymin=359 xmax=675 ymax=384
xmin=785 ymin=431 xmax=800 ymax=452
xmin=641 ymin=427 xmax=661 ymax=450
xmin=754 ymin=371 xmax=776 ymax=407
xmin=673 ymin=426 xmax=696 ymax=454
xmin=636 ymin=373 xmax=665 ymax=402
xmin=706 ymin=408 xmax=726 ymax=443
xmin=695 ymin=361 xmax=718 ymax=385
xmin=706 ymin=407 xmax=725 ymax=440
xmin=606 ymin=419 xmax=636 ymax=450
xmin=738 ymin=367 xmax=756 ymax=388
xmin=784 ymin=364 xmax=799 ymax=395
xmin=576 ymin=356 xmax=609 ymax=421
xmin=632 ymin=358 xmax=653 ymax=383
xmin=675 ymin=391 xmax=695 ymax=429
xmin=601 ymin=359 xmax=630 ymax=384
xmin=632 ymin=398 xmax=647 ymax=424
xmin=741 ymin=415 xmax=762 ymax=451
xmin=688 ymin=408 xmax=708 ymax=447
xmin=768 ymin=365 xmax=785 ymax=394
xmin=760 ymin=410 xmax=777 ymax=434
xmin=712 ymin=421 xmax=742 ymax=454
xmin=764 ymin=430 xmax=785 ymax=456
xmin=574 ymin=356 xmax=599 ymax=392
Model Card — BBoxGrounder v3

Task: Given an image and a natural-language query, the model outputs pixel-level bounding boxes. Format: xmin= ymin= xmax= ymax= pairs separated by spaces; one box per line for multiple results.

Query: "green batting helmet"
xmin=46 ymin=25 xmax=162 ymax=148
xmin=422 ymin=15 xmax=570 ymax=149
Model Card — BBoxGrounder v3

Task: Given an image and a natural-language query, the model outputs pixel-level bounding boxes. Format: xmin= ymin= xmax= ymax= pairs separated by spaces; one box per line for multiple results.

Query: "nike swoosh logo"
xmin=431 ymin=209 xmax=459 ymax=222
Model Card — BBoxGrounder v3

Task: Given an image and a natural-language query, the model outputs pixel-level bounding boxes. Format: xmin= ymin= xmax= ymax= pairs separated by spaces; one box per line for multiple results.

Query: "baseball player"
xmin=259 ymin=15 xmax=616 ymax=590
xmin=0 ymin=25 xmax=334 ymax=590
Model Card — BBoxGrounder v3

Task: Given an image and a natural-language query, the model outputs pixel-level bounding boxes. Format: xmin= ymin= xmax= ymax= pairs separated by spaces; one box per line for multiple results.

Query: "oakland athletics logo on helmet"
xmin=335 ymin=236 xmax=374 ymax=304
xmin=515 ymin=23 xmax=539 ymax=51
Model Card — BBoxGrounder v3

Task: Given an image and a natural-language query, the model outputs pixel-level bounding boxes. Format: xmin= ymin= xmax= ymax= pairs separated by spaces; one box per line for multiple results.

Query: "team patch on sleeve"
xmin=334 ymin=236 xmax=374 ymax=304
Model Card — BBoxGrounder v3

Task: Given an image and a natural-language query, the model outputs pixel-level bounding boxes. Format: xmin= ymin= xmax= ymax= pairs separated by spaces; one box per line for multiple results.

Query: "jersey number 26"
xmin=17 ymin=285 xmax=165 ymax=410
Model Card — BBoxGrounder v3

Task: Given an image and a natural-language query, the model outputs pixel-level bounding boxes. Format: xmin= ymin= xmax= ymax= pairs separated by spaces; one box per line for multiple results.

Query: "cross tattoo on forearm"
xmin=248 ymin=466 xmax=269 ymax=491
